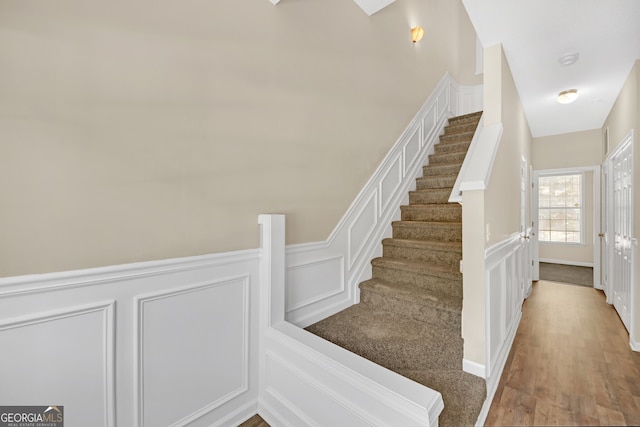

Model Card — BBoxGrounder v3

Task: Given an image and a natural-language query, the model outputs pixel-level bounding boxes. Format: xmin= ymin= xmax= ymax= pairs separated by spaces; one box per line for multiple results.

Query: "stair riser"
xmin=393 ymin=223 xmax=461 ymax=241
xmin=435 ymin=141 xmax=471 ymax=154
xmin=416 ymin=175 xmax=457 ymax=190
xmin=429 ymin=151 xmax=467 ymax=165
xmin=439 ymin=133 xmax=474 ymax=144
xmin=447 ymin=113 xmax=482 ymax=126
xmin=372 ymin=265 xmax=462 ymax=298
xmin=360 ymin=287 xmax=461 ymax=332
xmin=409 ymin=190 xmax=450 ymax=204
xmin=444 ymin=122 xmax=478 ymax=135
xmin=401 ymin=206 xmax=461 ymax=222
xmin=383 ymin=244 xmax=461 ymax=267
xmin=422 ymin=163 xmax=462 ymax=176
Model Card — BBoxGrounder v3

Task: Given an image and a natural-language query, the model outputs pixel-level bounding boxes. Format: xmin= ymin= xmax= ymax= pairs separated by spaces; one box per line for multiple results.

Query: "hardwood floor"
xmin=485 ymin=280 xmax=640 ymax=426
xmin=238 ymin=414 xmax=270 ymax=427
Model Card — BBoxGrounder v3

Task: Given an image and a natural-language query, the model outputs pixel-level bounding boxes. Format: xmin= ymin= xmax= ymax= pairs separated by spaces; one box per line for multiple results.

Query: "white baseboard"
xmin=463 ymin=359 xmax=486 ymax=378
xmin=631 ymin=338 xmax=640 ymax=352
xmin=539 ymin=258 xmax=594 ymax=267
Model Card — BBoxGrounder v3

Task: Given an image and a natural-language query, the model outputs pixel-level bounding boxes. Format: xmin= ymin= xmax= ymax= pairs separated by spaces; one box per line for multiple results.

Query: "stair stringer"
xmin=284 ymin=73 xmax=480 ymax=328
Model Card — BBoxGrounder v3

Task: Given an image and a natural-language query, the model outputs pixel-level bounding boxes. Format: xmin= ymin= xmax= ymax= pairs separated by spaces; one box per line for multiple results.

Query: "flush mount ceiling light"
xmin=557 ymin=89 xmax=579 ymax=104
xmin=411 ymin=26 xmax=424 ymax=43
xmin=558 ymin=51 xmax=579 ymax=66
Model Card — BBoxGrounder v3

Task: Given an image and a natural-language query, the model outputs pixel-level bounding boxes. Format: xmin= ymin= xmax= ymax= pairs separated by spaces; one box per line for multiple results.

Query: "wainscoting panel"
xmin=380 ymin=153 xmax=404 ymax=214
xmin=0 ymin=302 xmax=115 ymax=427
xmin=474 ymin=232 xmax=530 ymax=426
xmin=285 ymin=256 xmax=344 ymax=313
xmin=348 ymin=192 xmax=379 ymax=270
xmin=0 ymin=250 xmax=261 ymax=427
xmin=135 ymin=277 xmax=249 ymax=426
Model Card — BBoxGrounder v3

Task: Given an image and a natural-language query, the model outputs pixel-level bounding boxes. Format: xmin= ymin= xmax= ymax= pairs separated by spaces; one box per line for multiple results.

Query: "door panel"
xmin=611 ymin=136 xmax=633 ymax=331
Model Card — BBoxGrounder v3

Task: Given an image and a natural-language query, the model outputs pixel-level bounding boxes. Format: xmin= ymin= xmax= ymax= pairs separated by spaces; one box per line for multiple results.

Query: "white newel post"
xmin=259 ymin=214 xmax=286 ymax=327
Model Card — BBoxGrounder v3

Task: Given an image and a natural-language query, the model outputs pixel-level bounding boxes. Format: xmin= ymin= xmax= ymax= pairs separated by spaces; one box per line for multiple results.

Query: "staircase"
xmin=306 ymin=111 xmax=485 ymax=427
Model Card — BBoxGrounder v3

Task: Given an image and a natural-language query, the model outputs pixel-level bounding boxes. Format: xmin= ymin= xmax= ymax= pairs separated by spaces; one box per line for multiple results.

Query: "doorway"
xmin=531 ymin=167 xmax=601 ymax=288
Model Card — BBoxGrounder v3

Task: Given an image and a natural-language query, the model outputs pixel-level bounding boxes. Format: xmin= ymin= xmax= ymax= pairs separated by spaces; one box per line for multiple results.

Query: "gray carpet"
xmin=539 ymin=262 xmax=593 ymax=287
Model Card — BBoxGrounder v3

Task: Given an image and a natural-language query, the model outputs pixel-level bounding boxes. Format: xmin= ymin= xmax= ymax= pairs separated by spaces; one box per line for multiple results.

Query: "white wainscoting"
xmin=259 ymin=215 xmax=444 ymax=427
xmin=285 ymin=73 xmax=484 ymax=328
xmin=0 ymin=251 xmax=261 ymax=427
xmin=473 ymin=231 xmax=531 ymax=426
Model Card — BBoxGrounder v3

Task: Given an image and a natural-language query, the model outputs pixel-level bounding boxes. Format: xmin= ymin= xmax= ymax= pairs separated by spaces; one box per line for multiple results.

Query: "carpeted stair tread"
xmin=382 ymin=238 xmax=461 ymax=266
xmin=438 ymin=131 xmax=475 ymax=144
xmin=416 ymin=174 xmax=457 ymax=190
xmin=446 ymin=111 xmax=482 ymax=124
xmin=305 ymin=303 xmax=463 ymax=371
xmin=359 ymin=279 xmax=462 ymax=331
xmin=392 ymin=220 xmax=462 ymax=241
xmin=409 ymin=188 xmax=451 ymax=204
xmin=444 ymin=121 xmax=480 ymax=135
xmin=428 ymin=150 xmax=467 ymax=165
xmin=372 ymin=257 xmax=461 ymax=280
xmin=394 ymin=368 xmax=486 ymax=427
xmin=422 ymin=162 xmax=463 ymax=177
xmin=401 ymin=204 xmax=461 ymax=222
xmin=435 ymin=140 xmax=472 ymax=154
xmin=382 ymin=238 xmax=462 ymax=253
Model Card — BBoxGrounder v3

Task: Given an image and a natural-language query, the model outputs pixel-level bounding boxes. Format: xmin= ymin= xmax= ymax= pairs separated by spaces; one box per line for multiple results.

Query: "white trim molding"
xmin=450 ymin=117 xmax=502 ymax=203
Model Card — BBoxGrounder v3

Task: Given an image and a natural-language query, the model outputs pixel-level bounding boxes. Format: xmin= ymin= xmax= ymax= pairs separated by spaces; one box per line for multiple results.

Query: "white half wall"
xmin=471 ymin=231 xmax=530 ymax=426
xmin=0 ymin=251 xmax=261 ymax=427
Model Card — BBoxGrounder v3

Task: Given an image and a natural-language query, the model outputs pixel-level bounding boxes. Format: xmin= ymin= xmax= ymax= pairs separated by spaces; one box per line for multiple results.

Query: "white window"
xmin=538 ymin=173 xmax=584 ymax=244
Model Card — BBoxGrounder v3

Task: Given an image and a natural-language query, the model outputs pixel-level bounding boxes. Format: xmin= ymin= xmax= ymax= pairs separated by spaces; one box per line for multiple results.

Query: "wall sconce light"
xmin=557 ymin=89 xmax=578 ymax=104
xmin=411 ymin=26 xmax=424 ymax=43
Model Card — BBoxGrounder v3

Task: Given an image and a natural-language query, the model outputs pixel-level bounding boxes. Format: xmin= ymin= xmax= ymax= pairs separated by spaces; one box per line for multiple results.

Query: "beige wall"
xmin=0 ymin=0 xmax=480 ymax=276
xmin=484 ymin=45 xmax=533 ymax=245
xmin=533 ymin=129 xmax=602 ymax=169
xmin=601 ymin=59 xmax=640 ymax=345
xmin=462 ymin=43 xmax=532 ymax=365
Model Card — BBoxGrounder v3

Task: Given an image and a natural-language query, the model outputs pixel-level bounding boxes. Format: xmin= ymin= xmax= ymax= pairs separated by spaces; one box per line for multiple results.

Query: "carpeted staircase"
xmin=306 ymin=111 xmax=486 ymax=427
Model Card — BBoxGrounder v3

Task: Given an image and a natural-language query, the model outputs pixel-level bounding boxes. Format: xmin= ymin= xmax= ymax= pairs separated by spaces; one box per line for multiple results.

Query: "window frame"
xmin=537 ymin=171 xmax=586 ymax=246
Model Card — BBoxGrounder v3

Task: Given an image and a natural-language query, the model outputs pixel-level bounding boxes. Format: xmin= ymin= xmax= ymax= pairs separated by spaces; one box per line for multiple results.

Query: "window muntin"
xmin=538 ymin=173 xmax=584 ymax=244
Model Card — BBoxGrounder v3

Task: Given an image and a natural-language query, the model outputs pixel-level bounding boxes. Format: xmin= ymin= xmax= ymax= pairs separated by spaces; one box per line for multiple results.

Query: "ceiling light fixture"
xmin=411 ymin=26 xmax=424 ymax=43
xmin=557 ymin=89 xmax=579 ymax=104
xmin=558 ymin=52 xmax=579 ymax=66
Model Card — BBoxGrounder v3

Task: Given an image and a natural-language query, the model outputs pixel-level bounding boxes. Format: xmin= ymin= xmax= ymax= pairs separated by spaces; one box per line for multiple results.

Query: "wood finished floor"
xmin=485 ymin=280 xmax=640 ymax=426
xmin=238 ymin=414 xmax=269 ymax=427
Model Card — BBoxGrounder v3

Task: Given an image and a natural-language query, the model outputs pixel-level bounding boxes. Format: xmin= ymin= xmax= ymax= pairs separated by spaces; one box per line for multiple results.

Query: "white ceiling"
xmin=462 ymin=0 xmax=640 ymax=137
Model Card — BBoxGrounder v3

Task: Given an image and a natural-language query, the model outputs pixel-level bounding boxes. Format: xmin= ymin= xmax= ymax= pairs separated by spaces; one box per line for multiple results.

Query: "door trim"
xmin=531 ymin=166 xmax=601 ymax=288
